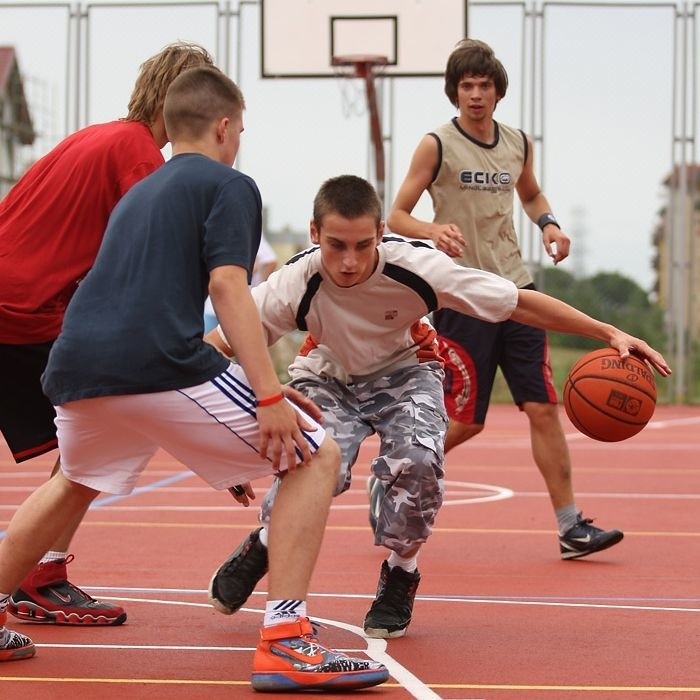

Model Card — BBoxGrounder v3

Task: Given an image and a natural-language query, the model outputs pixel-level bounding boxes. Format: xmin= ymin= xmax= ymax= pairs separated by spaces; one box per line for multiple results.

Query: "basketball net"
xmin=331 ymin=54 xmax=388 ymax=202
xmin=332 ymin=54 xmax=388 ymax=118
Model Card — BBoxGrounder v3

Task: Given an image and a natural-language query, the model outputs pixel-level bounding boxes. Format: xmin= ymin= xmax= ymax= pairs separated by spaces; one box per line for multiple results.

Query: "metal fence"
xmin=1 ymin=0 xmax=697 ymax=401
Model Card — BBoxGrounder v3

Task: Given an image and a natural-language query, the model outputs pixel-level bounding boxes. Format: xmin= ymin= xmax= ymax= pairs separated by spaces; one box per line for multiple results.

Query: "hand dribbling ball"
xmin=563 ymin=348 xmax=657 ymax=442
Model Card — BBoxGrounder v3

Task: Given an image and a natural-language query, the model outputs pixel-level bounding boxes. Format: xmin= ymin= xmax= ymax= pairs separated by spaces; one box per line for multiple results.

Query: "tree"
xmin=540 ymin=269 xmax=665 ymax=350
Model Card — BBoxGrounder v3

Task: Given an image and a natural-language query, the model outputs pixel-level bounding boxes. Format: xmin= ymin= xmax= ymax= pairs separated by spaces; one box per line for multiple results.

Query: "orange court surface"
xmin=1 ymin=403 xmax=699 ymax=699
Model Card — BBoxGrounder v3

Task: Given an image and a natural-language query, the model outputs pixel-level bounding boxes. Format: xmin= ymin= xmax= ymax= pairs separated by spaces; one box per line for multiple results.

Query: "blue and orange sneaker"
xmin=251 ymin=617 xmax=389 ymax=692
xmin=0 ymin=611 xmax=35 ymax=661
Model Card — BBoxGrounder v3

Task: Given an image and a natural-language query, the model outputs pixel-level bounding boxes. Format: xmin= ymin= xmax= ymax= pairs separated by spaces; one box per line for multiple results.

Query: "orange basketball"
xmin=563 ymin=348 xmax=657 ymax=442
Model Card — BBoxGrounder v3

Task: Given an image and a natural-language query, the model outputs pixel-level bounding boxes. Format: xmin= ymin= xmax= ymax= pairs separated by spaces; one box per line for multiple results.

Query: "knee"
xmin=522 ymin=401 xmax=559 ymax=427
xmin=53 ymin=472 xmax=99 ymax=507
xmin=315 ymin=436 xmax=341 ymax=485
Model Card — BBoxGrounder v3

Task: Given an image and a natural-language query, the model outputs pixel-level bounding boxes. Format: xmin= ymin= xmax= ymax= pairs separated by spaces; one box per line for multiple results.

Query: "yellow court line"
xmin=71 ymin=521 xmax=700 ymax=538
xmin=429 ymin=684 xmax=700 ymax=693
xmin=0 ymin=677 xmax=246 ymax=686
xmin=2 ymin=678 xmax=699 ymax=693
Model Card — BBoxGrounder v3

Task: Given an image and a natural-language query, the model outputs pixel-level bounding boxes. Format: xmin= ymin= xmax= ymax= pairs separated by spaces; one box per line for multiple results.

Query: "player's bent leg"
xmin=522 ymin=401 xmax=574 ymax=508
xmin=210 ymin=437 xmax=340 ymax=615
xmin=365 ymin=447 xmax=441 ymax=638
xmin=523 ymin=401 xmax=624 ymax=558
xmin=250 ymin=440 xmax=389 ymax=691
xmin=266 ymin=437 xmax=339 ymax=599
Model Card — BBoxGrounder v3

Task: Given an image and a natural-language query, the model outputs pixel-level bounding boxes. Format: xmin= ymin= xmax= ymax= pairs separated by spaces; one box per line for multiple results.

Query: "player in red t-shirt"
xmin=0 ymin=42 xmax=214 ymax=639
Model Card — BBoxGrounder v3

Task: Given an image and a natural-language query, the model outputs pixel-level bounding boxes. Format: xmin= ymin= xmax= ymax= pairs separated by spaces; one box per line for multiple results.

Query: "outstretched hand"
xmin=608 ymin=333 xmax=672 ymax=377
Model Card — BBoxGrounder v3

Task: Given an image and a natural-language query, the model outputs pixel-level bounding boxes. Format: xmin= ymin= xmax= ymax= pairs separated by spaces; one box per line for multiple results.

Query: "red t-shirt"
xmin=0 ymin=120 xmax=164 ymax=343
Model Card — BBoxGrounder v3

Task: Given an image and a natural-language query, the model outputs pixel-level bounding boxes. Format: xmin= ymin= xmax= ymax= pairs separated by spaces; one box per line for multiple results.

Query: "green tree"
xmin=540 ymin=269 xmax=665 ymax=350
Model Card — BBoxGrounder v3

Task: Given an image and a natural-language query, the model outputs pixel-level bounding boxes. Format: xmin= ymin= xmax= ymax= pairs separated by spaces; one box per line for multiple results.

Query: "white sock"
xmin=258 ymin=527 xmax=269 ymax=548
xmin=387 ymin=551 xmax=419 ymax=573
xmin=39 ymin=551 xmax=67 ymax=564
xmin=263 ymin=599 xmax=307 ymax=627
xmin=556 ymin=505 xmax=579 ymax=535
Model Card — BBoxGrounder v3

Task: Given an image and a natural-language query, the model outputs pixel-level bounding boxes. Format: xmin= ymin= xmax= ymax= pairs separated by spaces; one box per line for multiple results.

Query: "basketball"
xmin=563 ymin=348 xmax=657 ymax=442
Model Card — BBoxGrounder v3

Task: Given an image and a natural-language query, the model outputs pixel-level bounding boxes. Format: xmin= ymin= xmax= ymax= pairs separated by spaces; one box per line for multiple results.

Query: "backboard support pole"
xmin=332 ymin=55 xmax=388 ymax=205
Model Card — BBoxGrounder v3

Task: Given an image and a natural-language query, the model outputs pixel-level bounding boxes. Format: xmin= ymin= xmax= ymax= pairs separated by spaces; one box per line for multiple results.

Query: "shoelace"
xmin=374 ymin=569 xmax=417 ymax=612
xmin=222 ymin=537 xmax=268 ymax=576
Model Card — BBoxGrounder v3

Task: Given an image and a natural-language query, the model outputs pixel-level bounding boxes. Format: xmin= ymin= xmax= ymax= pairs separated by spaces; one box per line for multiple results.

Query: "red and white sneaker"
xmin=252 ymin=617 xmax=389 ymax=692
xmin=0 ymin=611 xmax=35 ymax=662
xmin=9 ymin=555 xmax=126 ymax=626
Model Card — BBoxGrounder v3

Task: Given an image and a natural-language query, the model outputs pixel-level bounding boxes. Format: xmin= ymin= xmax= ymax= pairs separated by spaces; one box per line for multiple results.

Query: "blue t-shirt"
xmin=42 ymin=153 xmax=262 ymax=404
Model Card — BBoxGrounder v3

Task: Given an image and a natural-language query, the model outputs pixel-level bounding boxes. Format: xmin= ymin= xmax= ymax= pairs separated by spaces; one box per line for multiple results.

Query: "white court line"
xmin=77 ymin=596 xmax=442 ymax=700
xmin=95 ymin=590 xmax=700 ymax=615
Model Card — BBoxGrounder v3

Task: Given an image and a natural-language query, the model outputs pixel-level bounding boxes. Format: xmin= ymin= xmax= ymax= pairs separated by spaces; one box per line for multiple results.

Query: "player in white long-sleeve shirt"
xmin=206 ymin=175 xmax=670 ymax=639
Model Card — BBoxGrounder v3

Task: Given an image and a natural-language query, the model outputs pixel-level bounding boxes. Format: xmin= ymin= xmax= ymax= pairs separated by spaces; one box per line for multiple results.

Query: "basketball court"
xmin=1 ymin=403 xmax=698 ymax=698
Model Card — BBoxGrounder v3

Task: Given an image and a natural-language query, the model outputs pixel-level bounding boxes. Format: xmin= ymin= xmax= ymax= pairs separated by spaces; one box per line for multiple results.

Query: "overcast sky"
xmin=1 ymin=0 xmax=691 ymax=291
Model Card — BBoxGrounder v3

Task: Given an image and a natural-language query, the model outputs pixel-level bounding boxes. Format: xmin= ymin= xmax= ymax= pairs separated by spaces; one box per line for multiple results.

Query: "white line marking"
xmin=83 ymin=596 xmax=442 ymax=700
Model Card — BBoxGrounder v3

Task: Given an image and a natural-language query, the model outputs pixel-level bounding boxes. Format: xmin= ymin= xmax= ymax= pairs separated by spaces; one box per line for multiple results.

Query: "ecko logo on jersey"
xmin=459 ymin=170 xmax=512 ymax=186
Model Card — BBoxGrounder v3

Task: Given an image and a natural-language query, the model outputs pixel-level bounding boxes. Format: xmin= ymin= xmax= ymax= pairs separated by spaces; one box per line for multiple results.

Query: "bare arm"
xmin=204 ymin=302 xmax=323 ymax=424
xmin=512 ymin=289 xmax=671 ymax=376
xmin=515 ymin=134 xmax=570 ymax=265
xmin=208 ymin=265 xmax=314 ymax=469
xmin=388 ymin=135 xmax=464 ymax=257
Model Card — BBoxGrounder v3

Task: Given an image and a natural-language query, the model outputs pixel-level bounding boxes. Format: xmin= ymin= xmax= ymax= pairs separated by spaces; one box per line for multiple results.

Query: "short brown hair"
xmin=163 ymin=66 xmax=245 ymax=141
xmin=126 ymin=41 xmax=215 ymax=123
xmin=444 ymin=39 xmax=508 ymax=107
xmin=313 ymin=175 xmax=382 ymax=229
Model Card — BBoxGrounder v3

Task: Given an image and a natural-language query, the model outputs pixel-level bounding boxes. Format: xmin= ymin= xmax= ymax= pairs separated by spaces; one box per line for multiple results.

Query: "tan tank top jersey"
xmin=428 ymin=118 xmax=533 ymax=288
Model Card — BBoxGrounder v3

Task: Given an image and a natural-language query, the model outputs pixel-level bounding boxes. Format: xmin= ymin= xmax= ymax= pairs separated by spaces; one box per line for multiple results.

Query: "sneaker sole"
xmin=363 ymin=625 xmax=408 ymax=639
xmin=561 ymin=531 xmax=624 ymax=560
xmin=251 ymin=668 xmax=389 ymax=691
xmin=8 ymin=601 xmax=127 ymax=626
xmin=0 ymin=644 xmax=36 ymax=662
xmin=207 ymin=570 xmax=240 ymax=616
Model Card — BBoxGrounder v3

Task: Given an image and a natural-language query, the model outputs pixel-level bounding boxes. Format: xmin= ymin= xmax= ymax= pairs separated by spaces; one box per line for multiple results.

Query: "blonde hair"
xmin=163 ymin=66 xmax=245 ymax=141
xmin=126 ymin=41 xmax=215 ymax=123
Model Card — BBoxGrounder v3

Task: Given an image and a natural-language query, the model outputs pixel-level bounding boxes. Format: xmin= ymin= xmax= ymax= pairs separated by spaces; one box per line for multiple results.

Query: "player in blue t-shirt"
xmin=0 ymin=66 xmax=388 ymax=693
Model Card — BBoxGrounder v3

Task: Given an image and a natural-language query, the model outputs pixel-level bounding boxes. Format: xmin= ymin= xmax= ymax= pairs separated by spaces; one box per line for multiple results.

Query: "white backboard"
xmin=261 ymin=0 xmax=468 ymax=78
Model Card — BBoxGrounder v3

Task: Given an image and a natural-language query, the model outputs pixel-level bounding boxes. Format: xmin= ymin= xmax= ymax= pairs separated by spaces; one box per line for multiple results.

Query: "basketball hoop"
xmin=331 ymin=54 xmax=388 ymax=203
xmin=331 ymin=54 xmax=389 ymax=78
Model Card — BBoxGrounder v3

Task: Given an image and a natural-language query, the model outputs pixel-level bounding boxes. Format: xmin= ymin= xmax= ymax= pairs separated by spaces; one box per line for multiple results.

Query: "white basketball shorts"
xmin=54 ymin=363 xmax=326 ymax=495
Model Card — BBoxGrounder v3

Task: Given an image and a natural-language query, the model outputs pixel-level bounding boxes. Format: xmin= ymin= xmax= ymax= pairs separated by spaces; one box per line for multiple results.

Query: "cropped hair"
xmin=126 ymin=41 xmax=215 ymax=123
xmin=163 ymin=66 xmax=245 ymax=141
xmin=444 ymin=39 xmax=509 ymax=107
xmin=313 ymin=175 xmax=383 ymax=229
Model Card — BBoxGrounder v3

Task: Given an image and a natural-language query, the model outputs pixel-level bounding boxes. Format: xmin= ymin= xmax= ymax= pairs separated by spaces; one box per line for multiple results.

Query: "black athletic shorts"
xmin=0 ymin=342 xmax=59 ymax=463
xmin=434 ymin=297 xmax=558 ymax=425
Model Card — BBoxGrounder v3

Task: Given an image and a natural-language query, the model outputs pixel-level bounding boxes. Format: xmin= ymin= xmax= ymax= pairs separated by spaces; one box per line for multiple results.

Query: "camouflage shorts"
xmin=260 ymin=362 xmax=447 ymax=556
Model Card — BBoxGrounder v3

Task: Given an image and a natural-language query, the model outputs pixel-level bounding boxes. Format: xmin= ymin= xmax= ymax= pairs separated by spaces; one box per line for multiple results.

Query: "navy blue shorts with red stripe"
xmin=434 ymin=307 xmax=557 ymax=425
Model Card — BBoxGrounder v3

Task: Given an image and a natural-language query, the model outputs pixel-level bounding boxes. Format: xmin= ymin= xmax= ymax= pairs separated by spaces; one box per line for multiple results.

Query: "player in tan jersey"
xmin=388 ymin=38 xmax=624 ymax=560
